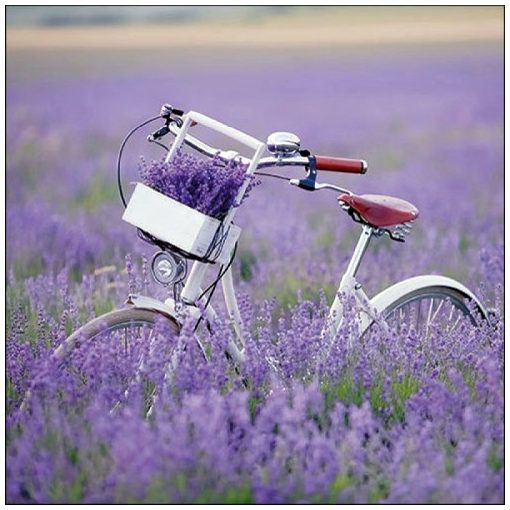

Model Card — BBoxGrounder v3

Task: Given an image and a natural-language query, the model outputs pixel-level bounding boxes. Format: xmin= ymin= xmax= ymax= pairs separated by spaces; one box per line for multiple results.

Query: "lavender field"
xmin=6 ymin=39 xmax=504 ymax=503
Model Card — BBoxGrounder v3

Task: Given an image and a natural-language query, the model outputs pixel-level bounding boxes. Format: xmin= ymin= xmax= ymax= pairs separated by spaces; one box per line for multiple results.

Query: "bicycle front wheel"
xmin=24 ymin=308 xmax=182 ymax=415
xmin=54 ymin=307 xmax=180 ymax=357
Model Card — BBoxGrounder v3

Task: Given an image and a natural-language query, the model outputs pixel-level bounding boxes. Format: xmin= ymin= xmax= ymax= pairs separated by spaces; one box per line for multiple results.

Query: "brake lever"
xmin=289 ymin=156 xmax=318 ymax=190
xmin=288 ymin=156 xmax=350 ymax=194
xmin=289 ymin=179 xmax=353 ymax=196
xmin=148 ymin=124 xmax=170 ymax=142
xmin=288 ymin=158 xmax=352 ymax=196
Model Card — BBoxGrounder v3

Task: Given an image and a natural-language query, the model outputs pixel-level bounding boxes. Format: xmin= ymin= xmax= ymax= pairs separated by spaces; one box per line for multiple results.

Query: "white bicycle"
xmin=53 ymin=104 xmax=488 ymax=376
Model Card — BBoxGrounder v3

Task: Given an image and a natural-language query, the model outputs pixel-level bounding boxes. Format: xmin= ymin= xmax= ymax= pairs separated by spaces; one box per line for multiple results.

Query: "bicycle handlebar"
xmin=315 ymin=155 xmax=368 ymax=174
xmin=168 ymin=121 xmax=367 ymax=175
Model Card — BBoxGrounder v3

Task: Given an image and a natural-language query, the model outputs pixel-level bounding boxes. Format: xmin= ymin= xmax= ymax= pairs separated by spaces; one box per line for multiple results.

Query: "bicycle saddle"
xmin=338 ymin=193 xmax=419 ymax=228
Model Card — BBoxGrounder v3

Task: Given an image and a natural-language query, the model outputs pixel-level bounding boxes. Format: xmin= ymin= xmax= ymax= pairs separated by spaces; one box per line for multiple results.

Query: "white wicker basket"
xmin=122 ymin=183 xmax=241 ymax=265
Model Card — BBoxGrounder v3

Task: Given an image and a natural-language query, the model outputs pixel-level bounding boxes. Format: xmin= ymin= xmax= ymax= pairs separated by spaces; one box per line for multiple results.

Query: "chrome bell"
xmin=266 ymin=132 xmax=301 ymax=157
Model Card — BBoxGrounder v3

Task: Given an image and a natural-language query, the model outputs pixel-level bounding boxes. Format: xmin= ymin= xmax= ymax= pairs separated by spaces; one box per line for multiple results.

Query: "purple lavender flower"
xmin=6 ymin=36 xmax=503 ymax=504
xmin=139 ymin=152 xmax=257 ymax=220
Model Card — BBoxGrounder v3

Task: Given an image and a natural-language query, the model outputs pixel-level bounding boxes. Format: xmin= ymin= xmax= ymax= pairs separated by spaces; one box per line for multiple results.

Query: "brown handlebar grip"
xmin=315 ymin=156 xmax=368 ymax=174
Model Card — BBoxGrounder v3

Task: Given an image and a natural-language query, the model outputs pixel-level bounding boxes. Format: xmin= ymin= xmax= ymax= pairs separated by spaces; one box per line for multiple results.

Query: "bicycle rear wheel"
xmin=359 ymin=284 xmax=488 ymax=375
xmin=379 ymin=285 xmax=483 ymax=334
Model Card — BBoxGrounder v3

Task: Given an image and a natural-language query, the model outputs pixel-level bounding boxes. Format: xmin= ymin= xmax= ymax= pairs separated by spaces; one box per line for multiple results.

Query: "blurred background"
xmin=6 ymin=6 xmax=504 ymax=308
xmin=7 ymin=6 xmax=503 ymax=78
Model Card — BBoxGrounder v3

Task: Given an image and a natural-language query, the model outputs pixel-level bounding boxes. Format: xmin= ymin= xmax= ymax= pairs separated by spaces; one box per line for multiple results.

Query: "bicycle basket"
xmin=122 ymin=182 xmax=241 ymax=264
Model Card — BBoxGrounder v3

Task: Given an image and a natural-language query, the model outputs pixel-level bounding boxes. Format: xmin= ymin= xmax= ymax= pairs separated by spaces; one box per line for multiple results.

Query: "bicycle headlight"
xmin=151 ymin=251 xmax=186 ymax=286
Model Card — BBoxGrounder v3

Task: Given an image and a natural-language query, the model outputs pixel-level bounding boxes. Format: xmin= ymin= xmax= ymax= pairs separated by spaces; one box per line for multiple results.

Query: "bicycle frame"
xmin=125 ymin=109 xmax=488 ymax=364
xmin=129 ymin=226 xmax=376 ymax=364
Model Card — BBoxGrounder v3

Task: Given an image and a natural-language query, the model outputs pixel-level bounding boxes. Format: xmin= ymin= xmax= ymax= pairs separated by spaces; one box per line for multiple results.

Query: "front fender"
xmin=126 ymin=294 xmax=245 ymax=364
xmin=125 ymin=294 xmax=218 ymax=330
xmin=125 ymin=294 xmax=182 ymax=322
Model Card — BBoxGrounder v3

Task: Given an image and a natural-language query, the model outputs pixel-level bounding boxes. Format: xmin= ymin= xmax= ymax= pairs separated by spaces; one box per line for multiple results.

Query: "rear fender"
xmin=357 ymin=275 xmax=487 ymax=335
xmin=369 ymin=275 xmax=487 ymax=318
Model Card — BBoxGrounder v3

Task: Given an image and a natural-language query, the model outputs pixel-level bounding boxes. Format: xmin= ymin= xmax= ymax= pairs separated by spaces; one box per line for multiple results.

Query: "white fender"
xmin=127 ymin=294 xmax=181 ymax=320
xmin=127 ymin=294 xmax=245 ymax=364
xmin=370 ymin=274 xmax=487 ymax=318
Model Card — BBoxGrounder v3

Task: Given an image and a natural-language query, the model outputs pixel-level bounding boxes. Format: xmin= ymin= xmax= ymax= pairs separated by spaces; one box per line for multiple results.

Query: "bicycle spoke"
xmin=446 ymin=310 xmax=462 ymax=335
xmin=448 ymin=303 xmax=455 ymax=323
xmin=415 ymin=299 xmax=423 ymax=332
xmin=399 ymin=307 xmax=405 ymax=323
xmin=430 ymin=299 xmax=445 ymax=325
xmin=426 ymin=298 xmax=434 ymax=327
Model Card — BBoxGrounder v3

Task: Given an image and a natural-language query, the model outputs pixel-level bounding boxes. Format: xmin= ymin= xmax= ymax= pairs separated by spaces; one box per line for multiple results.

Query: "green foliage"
xmin=328 ymin=473 xmax=354 ymax=503
xmin=391 ymin=374 xmax=420 ymax=422
xmin=444 ymin=440 xmax=456 ymax=476
xmin=193 ymin=483 xmax=253 ymax=504
xmin=46 ymin=435 xmax=111 ymax=503
xmin=316 ymin=229 xmax=336 ymax=250
xmin=248 ymin=393 xmax=263 ymax=423
xmin=143 ymin=475 xmax=171 ymax=504
xmin=369 ymin=377 xmax=385 ymax=414
xmin=459 ymin=234 xmax=471 ymax=254
xmin=460 ymin=367 xmax=478 ymax=399
xmin=239 ymin=249 xmax=257 ymax=282
xmin=322 ymin=372 xmax=365 ymax=409
xmin=93 ymin=297 xmax=115 ymax=317
xmin=6 ymin=378 xmax=19 ymax=409
xmin=368 ymin=478 xmax=391 ymax=503
xmin=143 ymin=476 xmax=253 ymax=504
xmin=72 ymin=174 xmax=118 ymax=212
xmin=322 ymin=371 xmax=420 ymax=424
xmin=265 ymin=272 xmax=335 ymax=318
xmin=487 ymin=443 xmax=504 ymax=473
xmin=12 ymin=258 xmax=45 ymax=281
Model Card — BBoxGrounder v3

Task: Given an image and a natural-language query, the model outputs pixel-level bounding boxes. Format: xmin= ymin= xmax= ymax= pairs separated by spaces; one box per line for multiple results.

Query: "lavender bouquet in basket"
xmin=139 ymin=152 xmax=257 ymax=220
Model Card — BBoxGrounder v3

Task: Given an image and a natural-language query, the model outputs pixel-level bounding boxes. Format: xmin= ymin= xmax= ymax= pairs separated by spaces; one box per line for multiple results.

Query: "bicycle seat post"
xmin=342 ymin=224 xmax=374 ymax=284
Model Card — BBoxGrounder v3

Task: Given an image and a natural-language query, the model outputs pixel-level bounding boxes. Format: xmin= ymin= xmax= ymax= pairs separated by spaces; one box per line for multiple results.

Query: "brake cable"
xmin=254 ymin=171 xmax=292 ymax=182
xmin=149 ymin=139 xmax=170 ymax=153
xmin=116 ymin=115 xmax=162 ymax=208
